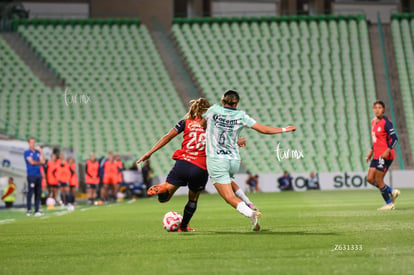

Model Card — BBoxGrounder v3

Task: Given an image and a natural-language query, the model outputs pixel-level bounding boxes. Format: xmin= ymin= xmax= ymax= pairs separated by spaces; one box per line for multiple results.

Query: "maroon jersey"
xmin=371 ymin=116 xmax=397 ymax=160
xmin=172 ymin=118 xmax=207 ymax=170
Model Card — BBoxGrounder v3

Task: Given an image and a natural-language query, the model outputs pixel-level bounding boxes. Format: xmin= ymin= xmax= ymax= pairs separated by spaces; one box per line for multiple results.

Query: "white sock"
xmin=236 ymin=202 xmax=254 ymax=218
xmin=235 ymin=189 xmax=252 ymax=205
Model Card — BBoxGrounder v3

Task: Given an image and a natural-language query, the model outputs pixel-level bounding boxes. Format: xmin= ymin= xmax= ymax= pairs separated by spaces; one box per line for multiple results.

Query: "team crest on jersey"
xmin=377 ymin=127 xmax=381 ymax=132
xmin=187 ymin=121 xmax=201 ymax=129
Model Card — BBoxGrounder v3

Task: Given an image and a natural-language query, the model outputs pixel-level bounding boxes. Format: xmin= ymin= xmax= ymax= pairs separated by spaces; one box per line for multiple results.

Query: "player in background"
xmin=68 ymin=157 xmax=78 ymax=206
xmin=115 ymin=154 xmax=124 ymax=198
xmin=45 ymin=153 xmax=59 ymax=202
xmin=85 ymin=153 xmax=100 ymax=204
xmin=102 ymin=152 xmax=119 ymax=202
xmin=137 ymin=98 xmax=256 ymax=232
xmin=55 ymin=152 xmax=71 ymax=206
xmin=202 ymin=90 xmax=296 ymax=231
xmin=366 ymin=100 xmax=400 ymax=210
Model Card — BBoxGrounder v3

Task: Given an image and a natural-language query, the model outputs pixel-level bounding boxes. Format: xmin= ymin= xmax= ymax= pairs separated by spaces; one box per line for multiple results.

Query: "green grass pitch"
xmin=0 ymin=189 xmax=413 ymax=274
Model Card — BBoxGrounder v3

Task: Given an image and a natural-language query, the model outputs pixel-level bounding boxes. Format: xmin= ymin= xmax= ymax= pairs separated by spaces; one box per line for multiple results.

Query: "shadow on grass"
xmin=188 ymin=229 xmax=340 ymax=236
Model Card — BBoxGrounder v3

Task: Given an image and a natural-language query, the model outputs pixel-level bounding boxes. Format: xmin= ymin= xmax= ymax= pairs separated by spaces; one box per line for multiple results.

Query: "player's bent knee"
xmin=367 ymin=176 xmax=375 ymax=184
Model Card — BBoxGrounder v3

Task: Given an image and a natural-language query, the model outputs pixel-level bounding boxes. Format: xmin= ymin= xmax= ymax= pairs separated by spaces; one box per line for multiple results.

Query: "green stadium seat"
xmin=391 ymin=16 xmax=414 ymax=156
xmin=172 ymin=15 xmax=373 ymax=173
xmin=2 ymin=19 xmax=185 ymax=175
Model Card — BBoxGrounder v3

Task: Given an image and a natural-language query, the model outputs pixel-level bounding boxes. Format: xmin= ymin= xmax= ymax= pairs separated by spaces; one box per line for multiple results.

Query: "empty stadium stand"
xmin=1 ymin=19 xmax=186 ymax=175
xmin=2 ymin=15 xmax=406 ymax=175
xmin=391 ymin=14 xmax=414 ymax=161
xmin=172 ymin=15 xmax=376 ymax=173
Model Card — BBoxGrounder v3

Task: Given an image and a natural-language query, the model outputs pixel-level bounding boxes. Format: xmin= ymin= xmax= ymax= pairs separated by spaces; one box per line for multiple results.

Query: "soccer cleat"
xmin=147 ymin=183 xmax=168 ymax=196
xmin=251 ymin=211 xmax=262 ymax=231
xmin=391 ymin=189 xmax=400 ymax=204
xmin=34 ymin=212 xmax=44 ymax=217
xmin=248 ymin=203 xmax=258 ymax=211
xmin=26 ymin=211 xmax=32 ymax=217
xmin=178 ymin=226 xmax=196 ymax=232
xmin=377 ymin=203 xmax=395 ymax=210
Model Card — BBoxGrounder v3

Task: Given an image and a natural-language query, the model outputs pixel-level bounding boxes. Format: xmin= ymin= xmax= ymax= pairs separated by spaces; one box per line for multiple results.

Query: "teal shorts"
xmin=206 ymin=158 xmax=240 ymax=184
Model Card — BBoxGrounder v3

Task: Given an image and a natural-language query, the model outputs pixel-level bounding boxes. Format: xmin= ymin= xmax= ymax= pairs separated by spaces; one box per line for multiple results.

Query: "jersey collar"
xmin=224 ymin=106 xmax=237 ymax=110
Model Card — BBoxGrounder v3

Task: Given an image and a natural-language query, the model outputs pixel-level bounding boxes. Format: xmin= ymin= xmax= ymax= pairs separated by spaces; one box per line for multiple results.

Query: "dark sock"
xmin=380 ymin=185 xmax=392 ymax=204
xmin=180 ymin=200 xmax=197 ymax=229
xmin=158 ymin=191 xmax=170 ymax=203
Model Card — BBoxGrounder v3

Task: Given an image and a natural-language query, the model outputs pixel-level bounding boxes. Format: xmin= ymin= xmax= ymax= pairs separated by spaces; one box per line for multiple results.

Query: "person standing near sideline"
xmin=45 ymin=153 xmax=59 ymax=202
xmin=24 ymin=137 xmax=45 ymax=216
xmin=85 ymin=153 xmax=100 ymax=204
xmin=55 ymin=152 xmax=71 ymax=206
xmin=115 ymin=154 xmax=124 ymax=196
xmin=68 ymin=157 xmax=78 ymax=206
xmin=102 ymin=152 xmax=118 ymax=202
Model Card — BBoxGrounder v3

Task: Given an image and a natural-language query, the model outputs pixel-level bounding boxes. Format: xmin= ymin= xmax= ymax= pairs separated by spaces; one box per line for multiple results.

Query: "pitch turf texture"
xmin=1 ymin=189 xmax=413 ymax=275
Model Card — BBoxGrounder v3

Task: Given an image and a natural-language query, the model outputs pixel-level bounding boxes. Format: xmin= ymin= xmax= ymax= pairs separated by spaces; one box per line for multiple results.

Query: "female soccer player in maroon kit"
xmin=366 ymin=100 xmax=400 ymax=210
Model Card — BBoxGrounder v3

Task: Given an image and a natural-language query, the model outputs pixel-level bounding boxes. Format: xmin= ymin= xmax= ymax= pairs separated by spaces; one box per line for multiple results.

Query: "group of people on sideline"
xmin=44 ymin=152 xmax=78 ymax=206
xmin=85 ymin=151 xmax=125 ymax=204
xmin=23 ymin=138 xmax=79 ymax=215
xmin=84 ymin=151 xmax=153 ymax=204
xmin=19 ymin=136 xmax=153 ymax=215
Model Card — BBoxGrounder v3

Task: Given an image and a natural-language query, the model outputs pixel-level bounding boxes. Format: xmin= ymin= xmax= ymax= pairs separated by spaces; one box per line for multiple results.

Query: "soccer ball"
xmin=46 ymin=197 xmax=56 ymax=208
xmin=162 ymin=211 xmax=183 ymax=232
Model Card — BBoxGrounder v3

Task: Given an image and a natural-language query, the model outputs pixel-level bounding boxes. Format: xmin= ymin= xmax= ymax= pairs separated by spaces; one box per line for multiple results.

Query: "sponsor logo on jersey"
xmin=212 ymin=114 xmax=238 ymax=129
xmin=217 ymin=149 xmax=231 ymax=155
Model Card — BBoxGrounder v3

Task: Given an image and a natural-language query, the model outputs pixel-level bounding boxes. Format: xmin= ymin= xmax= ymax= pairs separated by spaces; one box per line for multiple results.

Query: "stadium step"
xmin=369 ymin=24 xmax=413 ymax=169
xmin=1 ymin=32 xmax=64 ymax=88
xmin=382 ymin=24 xmax=414 ymax=169
xmin=150 ymin=17 xmax=201 ymax=105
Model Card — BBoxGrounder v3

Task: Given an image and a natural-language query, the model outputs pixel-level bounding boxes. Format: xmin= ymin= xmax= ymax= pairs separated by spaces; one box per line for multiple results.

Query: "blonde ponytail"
xmin=185 ymin=98 xmax=211 ymax=120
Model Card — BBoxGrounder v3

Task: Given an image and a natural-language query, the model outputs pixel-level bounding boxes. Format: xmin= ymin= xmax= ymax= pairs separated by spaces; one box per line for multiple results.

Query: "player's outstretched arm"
xmin=251 ymin=123 xmax=296 ymax=135
xmin=137 ymin=129 xmax=179 ymax=164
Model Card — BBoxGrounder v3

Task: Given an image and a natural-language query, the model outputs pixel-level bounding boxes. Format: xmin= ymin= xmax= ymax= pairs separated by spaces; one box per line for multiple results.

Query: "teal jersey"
xmin=202 ymin=104 xmax=256 ymax=160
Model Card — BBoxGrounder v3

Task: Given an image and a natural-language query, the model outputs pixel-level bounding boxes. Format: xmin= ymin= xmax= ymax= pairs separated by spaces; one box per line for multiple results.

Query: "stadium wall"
xmin=332 ymin=2 xmax=399 ymax=23
xmin=21 ymin=2 xmax=89 ymax=18
xmin=161 ymin=170 xmax=413 ymax=195
xmin=90 ymin=0 xmax=173 ymax=29
xmin=212 ymin=1 xmax=278 ymax=17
